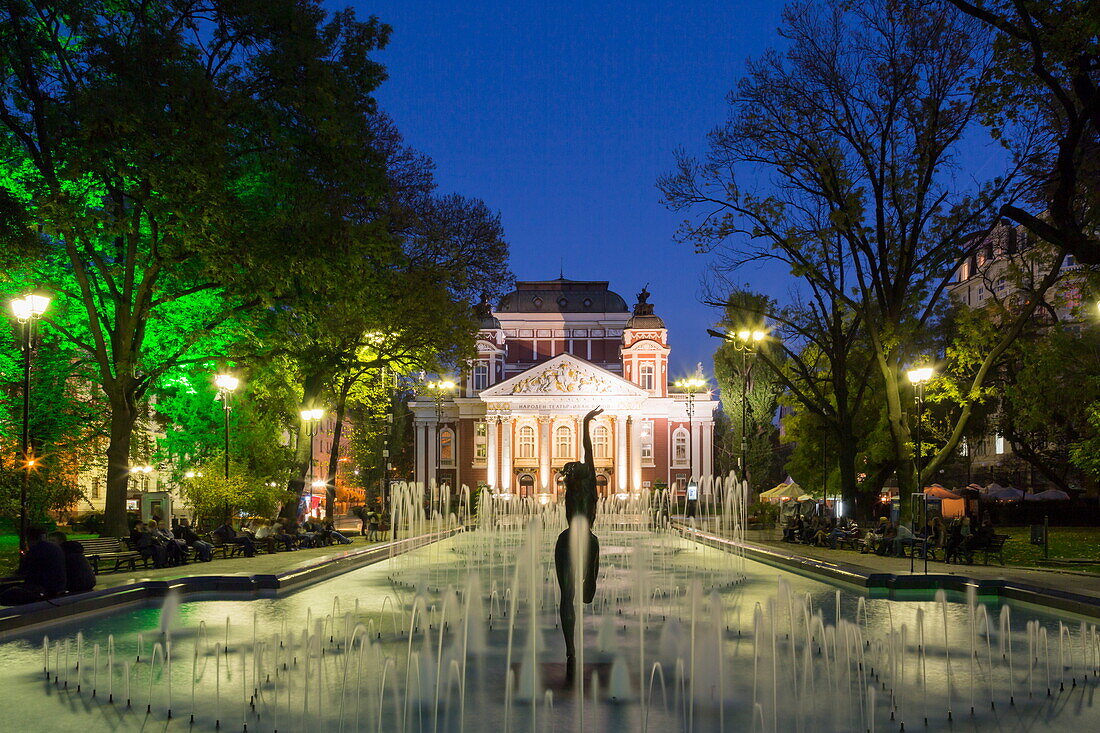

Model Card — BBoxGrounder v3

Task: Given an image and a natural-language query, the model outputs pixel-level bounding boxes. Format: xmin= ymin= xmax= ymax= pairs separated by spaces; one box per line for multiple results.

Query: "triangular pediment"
xmin=481 ymin=354 xmax=648 ymax=398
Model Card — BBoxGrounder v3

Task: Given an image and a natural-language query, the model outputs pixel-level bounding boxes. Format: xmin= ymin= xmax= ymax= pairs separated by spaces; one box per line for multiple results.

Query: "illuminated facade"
xmin=409 ymin=279 xmax=717 ymax=496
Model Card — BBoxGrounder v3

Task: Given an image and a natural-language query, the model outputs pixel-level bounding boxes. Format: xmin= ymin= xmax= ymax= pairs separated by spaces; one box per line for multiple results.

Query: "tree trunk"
xmin=281 ymin=372 xmax=328 ymax=522
xmin=103 ymin=397 xmax=136 ymax=537
xmin=835 ymin=431 xmax=860 ymax=515
xmin=324 ymin=388 xmax=349 ymax=519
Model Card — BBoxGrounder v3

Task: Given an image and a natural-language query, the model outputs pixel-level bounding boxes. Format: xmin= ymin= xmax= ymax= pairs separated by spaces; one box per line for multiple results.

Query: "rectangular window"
xmin=473 ymin=362 xmax=489 ymax=391
xmin=640 ymin=363 xmax=655 ymax=391
xmin=91 ymin=477 xmax=100 ymax=499
xmin=994 ymin=434 xmax=1005 ymax=455
xmin=473 ymin=422 xmax=487 ymax=463
xmin=640 ymin=419 xmax=654 ymax=465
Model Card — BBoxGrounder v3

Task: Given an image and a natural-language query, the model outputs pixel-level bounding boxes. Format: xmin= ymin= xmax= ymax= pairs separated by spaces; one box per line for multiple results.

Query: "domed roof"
xmin=496 ymin=278 xmax=629 ymax=313
xmin=626 ymin=286 xmax=665 ymax=329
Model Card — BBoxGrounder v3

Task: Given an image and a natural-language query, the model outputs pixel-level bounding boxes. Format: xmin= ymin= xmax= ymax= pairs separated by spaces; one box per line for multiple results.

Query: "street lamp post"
xmin=300 ymin=408 xmax=324 ymax=518
xmin=673 ymin=376 xmax=707 ymax=512
xmin=215 ymin=373 xmax=239 ymax=522
xmin=731 ymin=330 xmax=766 ymax=484
xmin=907 ymin=366 xmax=933 ymax=574
xmin=424 ymin=379 xmax=456 ymax=490
xmin=9 ymin=293 xmax=50 ymax=551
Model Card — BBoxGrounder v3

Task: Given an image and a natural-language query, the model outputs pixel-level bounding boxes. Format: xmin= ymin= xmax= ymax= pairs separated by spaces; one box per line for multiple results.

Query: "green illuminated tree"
xmin=0 ymin=1 xmax=397 ymax=535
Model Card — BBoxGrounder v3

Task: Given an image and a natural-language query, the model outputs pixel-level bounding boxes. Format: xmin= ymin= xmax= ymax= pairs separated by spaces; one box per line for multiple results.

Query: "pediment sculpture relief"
xmin=511 ymin=362 xmax=617 ymax=394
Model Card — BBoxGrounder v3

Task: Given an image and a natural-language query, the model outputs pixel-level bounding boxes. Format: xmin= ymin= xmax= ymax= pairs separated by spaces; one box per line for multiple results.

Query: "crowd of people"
xmin=782 ymin=512 xmax=1000 ymax=564
xmin=129 ymin=516 xmax=355 ymax=569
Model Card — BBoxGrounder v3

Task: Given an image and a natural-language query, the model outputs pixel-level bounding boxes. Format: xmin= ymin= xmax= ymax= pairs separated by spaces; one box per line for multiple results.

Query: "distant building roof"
xmin=496 ymin=278 xmax=630 ymax=313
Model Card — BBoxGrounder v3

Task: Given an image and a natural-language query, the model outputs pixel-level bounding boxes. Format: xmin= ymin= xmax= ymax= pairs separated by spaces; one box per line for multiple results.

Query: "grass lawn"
xmin=999 ymin=526 xmax=1100 ymax=572
xmin=0 ymin=531 xmax=99 ymax=577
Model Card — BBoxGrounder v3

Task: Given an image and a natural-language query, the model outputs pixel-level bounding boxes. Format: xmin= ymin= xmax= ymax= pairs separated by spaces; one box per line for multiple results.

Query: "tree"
xmin=949 ymin=0 xmax=1100 ymax=264
xmin=711 ymin=292 xmax=786 ymax=491
xmin=0 ymin=1 xmax=398 ymax=535
xmin=660 ymin=0 xmax=1064 ymax=509
xmin=178 ymin=454 xmax=291 ymax=526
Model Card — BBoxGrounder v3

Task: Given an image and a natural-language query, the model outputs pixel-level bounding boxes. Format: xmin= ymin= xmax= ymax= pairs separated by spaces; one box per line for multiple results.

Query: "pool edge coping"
xmin=0 ymin=528 xmax=459 ymax=640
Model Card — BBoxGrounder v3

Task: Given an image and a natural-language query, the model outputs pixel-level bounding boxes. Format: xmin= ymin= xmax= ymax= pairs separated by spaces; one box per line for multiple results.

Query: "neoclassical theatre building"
xmin=409 ymin=278 xmax=717 ymax=497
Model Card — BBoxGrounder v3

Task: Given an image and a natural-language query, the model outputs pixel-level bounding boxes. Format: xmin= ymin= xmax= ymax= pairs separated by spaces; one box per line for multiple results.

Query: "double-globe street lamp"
xmin=907 ymin=365 xmax=934 ymax=574
xmin=300 ymin=407 xmax=324 ymax=518
xmin=9 ymin=292 xmax=51 ymax=551
xmin=215 ymin=373 xmax=240 ymax=521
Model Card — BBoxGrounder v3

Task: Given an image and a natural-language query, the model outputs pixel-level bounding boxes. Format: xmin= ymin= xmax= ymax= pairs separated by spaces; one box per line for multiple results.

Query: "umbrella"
xmin=986 ymin=486 xmax=1024 ymax=501
xmin=772 ymin=483 xmax=805 ymax=500
xmin=924 ymin=486 xmax=961 ymax=499
xmin=759 ymin=482 xmax=790 ymax=499
xmin=1024 ymin=489 xmax=1071 ymax=501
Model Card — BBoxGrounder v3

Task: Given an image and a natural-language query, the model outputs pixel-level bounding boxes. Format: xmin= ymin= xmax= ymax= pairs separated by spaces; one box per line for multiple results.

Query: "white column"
xmin=486 ymin=416 xmax=498 ymax=489
xmin=630 ymin=416 xmax=642 ymax=491
xmin=702 ymin=420 xmax=713 ymax=478
xmin=539 ymin=417 xmax=551 ymax=491
xmin=501 ymin=417 xmax=513 ymax=492
xmin=615 ymin=415 xmax=627 ymax=491
xmin=414 ymin=420 xmax=427 ymax=486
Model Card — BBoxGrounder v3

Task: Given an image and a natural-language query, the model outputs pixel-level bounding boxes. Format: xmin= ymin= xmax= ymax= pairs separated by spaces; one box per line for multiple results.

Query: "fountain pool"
xmin=1 ymin=509 xmax=1098 ymax=732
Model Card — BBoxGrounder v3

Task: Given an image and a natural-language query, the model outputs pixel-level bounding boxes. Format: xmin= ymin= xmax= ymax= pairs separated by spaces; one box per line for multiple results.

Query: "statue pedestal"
xmin=534 ymin=660 xmax=613 ymax=692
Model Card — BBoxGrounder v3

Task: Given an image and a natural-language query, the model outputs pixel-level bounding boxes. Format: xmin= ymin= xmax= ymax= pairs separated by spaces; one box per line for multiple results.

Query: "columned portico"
xmin=614 ymin=415 xmax=627 ymax=491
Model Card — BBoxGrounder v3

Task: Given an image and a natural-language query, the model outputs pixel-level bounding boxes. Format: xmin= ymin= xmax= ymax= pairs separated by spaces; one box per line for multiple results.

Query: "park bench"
xmin=977 ymin=534 xmax=1009 ymax=566
xmin=209 ymin=533 xmax=246 ymax=559
xmin=83 ymin=537 xmax=146 ymax=574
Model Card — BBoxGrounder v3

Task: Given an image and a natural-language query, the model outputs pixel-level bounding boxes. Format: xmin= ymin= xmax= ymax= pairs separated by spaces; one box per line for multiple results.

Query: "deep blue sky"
xmin=340 ymin=0 xmax=790 ymax=377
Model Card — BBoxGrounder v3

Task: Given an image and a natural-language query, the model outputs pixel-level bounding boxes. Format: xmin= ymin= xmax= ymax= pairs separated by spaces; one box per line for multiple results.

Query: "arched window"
xmin=554 ymin=425 xmax=573 ymax=459
xmin=672 ymin=427 xmax=689 ymax=466
xmin=595 ymin=474 xmax=609 ymax=495
xmin=518 ymin=425 xmax=536 ymax=458
xmin=439 ymin=427 xmax=455 ymax=465
xmin=473 ymin=362 xmax=489 ymax=391
xmin=593 ymin=425 xmax=610 ymax=459
xmin=639 ymin=363 xmax=655 ymax=390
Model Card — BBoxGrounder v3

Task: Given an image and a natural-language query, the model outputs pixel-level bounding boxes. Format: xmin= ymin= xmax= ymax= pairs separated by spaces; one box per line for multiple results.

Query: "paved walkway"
xmin=94 ymin=534 xmax=388 ymax=590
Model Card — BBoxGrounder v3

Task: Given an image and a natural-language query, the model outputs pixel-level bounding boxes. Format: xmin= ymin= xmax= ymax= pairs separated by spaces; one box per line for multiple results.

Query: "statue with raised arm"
xmin=554 ymin=406 xmax=603 ymax=680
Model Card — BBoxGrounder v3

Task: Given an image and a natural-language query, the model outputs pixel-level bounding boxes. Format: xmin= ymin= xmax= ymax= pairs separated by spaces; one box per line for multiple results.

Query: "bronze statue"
xmin=554 ymin=406 xmax=602 ymax=680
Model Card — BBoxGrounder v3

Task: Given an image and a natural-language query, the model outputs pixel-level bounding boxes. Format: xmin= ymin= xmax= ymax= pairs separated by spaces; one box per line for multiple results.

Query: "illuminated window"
xmin=639 ymin=363 xmax=655 ymax=390
xmin=473 ymin=362 xmax=489 ymax=391
xmin=640 ymin=419 xmax=654 ymax=465
xmin=672 ymin=427 xmax=689 ymax=466
xmin=439 ymin=428 xmax=455 ymax=465
xmin=518 ymin=425 xmax=536 ymax=458
xmin=593 ymin=425 xmax=610 ymax=459
xmin=555 ymin=425 xmax=573 ymax=459
xmin=474 ymin=422 xmax=487 ymax=463
xmin=995 ymin=434 xmax=1005 ymax=455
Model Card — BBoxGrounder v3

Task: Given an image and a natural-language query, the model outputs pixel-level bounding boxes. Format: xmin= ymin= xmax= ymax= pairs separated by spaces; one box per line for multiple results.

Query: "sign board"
xmin=687 ymin=482 xmax=699 ymax=501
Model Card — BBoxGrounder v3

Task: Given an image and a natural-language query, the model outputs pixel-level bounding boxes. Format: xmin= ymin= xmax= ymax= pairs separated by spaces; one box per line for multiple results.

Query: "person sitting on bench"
xmin=0 ymin=525 xmax=67 ymax=605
